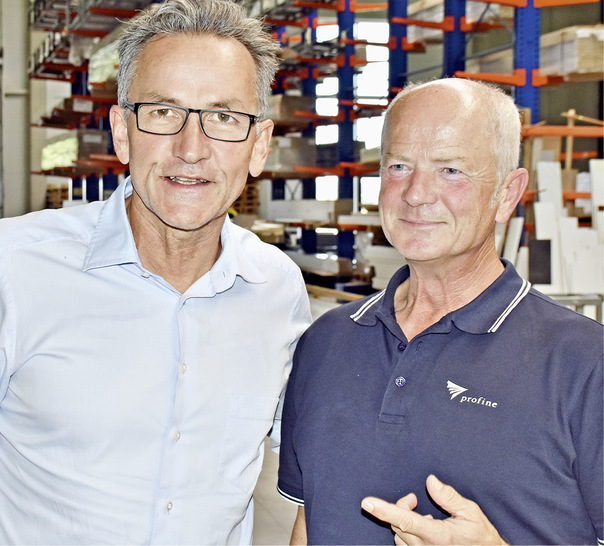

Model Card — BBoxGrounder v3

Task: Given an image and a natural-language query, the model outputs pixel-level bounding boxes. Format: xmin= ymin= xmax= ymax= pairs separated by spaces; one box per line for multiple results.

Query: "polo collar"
xmin=83 ymin=177 xmax=267 ymax=292
xmin=352 ymin=260 xmax=530 ymax=335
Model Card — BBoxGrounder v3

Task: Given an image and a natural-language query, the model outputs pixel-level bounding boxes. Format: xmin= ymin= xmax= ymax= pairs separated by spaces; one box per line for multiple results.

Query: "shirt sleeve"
xmin=268 ymin=271 xmax=312 ymax=454
xmin=0 ymin=263 xmax=14 ymax=401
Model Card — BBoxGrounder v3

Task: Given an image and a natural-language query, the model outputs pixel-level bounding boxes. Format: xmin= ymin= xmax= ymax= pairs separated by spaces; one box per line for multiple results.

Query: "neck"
xmin=126 ymin=196 xmax=224 ymax=294
xmin=395 ymin=251 xmax=504 ymax=340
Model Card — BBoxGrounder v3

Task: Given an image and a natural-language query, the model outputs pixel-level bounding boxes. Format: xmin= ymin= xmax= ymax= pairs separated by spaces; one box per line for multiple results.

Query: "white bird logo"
xmin=447 ymin=380 xmax=468 ymax=400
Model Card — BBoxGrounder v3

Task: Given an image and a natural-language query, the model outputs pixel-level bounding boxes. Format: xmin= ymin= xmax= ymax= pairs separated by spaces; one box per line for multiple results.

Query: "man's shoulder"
xmin=304 ymin=291 xmax=384 ymax=339
xmin=230 ymin=222 xmax=304 ymax=280
xmin=0 ymin=202 xmax=103 ymax=252
xmin=524 ymin=286 xmax=603 ymax=332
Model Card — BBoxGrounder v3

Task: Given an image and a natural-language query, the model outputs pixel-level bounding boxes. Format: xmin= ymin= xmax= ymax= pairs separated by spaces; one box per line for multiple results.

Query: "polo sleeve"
xmin=277 ymin=341 xmax=305 ymax=506
xmin=570 ymin=331 xmax=604 ymax=544
xmin=570 ymin=342 xmax=603 ymax=541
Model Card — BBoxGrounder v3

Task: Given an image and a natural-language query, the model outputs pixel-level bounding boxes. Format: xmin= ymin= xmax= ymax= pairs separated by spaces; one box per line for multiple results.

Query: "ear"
xmin=495 ymin=168 xmax=529 ymax=224
xmin=109 ymin=105 xmax=130 ymax=165
xmin=248 ymin=119 xmax=274 ymax=178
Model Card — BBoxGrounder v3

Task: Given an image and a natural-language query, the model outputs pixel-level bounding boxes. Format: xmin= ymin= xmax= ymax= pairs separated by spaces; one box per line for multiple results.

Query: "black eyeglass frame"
xmin=124 ymin=102 xmax=260 ymax=142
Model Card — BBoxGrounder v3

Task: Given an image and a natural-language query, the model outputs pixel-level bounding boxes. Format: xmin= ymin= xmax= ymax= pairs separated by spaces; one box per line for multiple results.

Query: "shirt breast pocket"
xmin=218 ymin=394 xmax=279 ymax=493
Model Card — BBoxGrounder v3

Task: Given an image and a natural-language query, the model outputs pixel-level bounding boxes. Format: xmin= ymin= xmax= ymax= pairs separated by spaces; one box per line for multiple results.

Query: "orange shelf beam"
xmin=470 ymin=0 xmax=527 ymax=6
xmin=455 ymin=68 xmax=527 ymax=86
xmin=534 ymin=0 xmax=599 ymax=6
xmin=391 ymin=15 xmax=455 ymax=31
xmin=87 ymin=7 xmax=140 ymax=18
xmin=294 ymin=165 xmax=343 ymax=176
xmin=522 ymin=125 xmax=604 ymax=138
xmin=459 ymin=16 xmax=505 ymax=32
xmin=293 ymin=0 xmax=342 ymax=10
xmin=560 ymin=151 xmax=599 ymax=161
xmin=352 ymin=1 xmax=389 ymax=11
xmin=339 ymin=162 xmax=379 ymax=176
xmin=563 ymin=191 xmax=591 ymax=200
xmin=266 ymin=17 xmax=312 ymax=29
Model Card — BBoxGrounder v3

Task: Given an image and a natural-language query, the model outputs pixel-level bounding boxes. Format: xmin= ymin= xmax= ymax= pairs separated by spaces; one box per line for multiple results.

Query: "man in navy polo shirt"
xmin=277 ymin=78 xmax=603 ymax=545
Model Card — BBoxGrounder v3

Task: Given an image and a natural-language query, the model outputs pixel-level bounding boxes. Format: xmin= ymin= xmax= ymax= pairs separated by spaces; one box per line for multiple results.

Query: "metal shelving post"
xmin=337 ymin=0 xmax=357 ymax=259
xmin=443 ymin=0 xmax=466 ymax=76
xmin=302 ymin=10 xmax=318 ymax=200
xmin=514 ymin=0 xmax=541 ymax=123
xmin=388 ymin=0 xmax=409 ymax=96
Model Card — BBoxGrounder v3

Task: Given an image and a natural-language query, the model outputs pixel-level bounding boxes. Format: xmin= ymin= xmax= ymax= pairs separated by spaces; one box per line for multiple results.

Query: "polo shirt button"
xmin=175 ymin=431 xmax=181 ymax=441
xmin=166 ymin=501 xmax=173 ymax=512
xmin=395 ymin=376 xmax=407 ymax=388
xmin=398 ymin=342 xmax=406 ymax=351
xmin=180 ymin=363 xmax=187 ymax=374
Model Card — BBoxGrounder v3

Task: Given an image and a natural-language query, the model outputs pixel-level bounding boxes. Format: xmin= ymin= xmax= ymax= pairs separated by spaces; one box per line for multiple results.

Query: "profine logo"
xmin=447 ymin=381 xmax=499 ymax=409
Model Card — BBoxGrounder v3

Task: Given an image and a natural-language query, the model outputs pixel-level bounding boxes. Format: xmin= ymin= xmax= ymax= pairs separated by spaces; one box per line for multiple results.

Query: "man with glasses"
xmin=0 ymin=0 xmax=311 ymax=543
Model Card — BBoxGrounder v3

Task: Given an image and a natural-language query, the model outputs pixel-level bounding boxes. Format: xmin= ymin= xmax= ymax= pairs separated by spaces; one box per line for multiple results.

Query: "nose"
xmin=402 ymin=169 xmax=438 ymax=207
xmin=173 ymin=112 xmax=212 ymax=164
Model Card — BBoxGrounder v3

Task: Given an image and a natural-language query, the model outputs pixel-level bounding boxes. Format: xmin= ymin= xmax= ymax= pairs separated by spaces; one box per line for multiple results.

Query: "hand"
xmin=361 ymin=475 xmax=507 ymax=545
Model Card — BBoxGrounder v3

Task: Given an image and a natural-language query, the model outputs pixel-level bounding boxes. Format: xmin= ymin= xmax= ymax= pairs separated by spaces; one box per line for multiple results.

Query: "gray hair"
xmin=382 ymin=79 xmax=522 ymax=203
xmin=116 ymin=0 xmax=280 ymax=116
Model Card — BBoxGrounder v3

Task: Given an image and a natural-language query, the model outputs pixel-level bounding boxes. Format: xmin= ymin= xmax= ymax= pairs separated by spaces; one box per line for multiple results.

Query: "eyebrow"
xmin=136 ymin=94 xmax=246 ymax=111
xmin=383 ymin=152 xmax=469 ymax=164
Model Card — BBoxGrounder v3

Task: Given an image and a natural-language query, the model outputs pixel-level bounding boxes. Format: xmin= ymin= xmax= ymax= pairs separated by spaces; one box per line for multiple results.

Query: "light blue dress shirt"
xmin=0 ymin=178 xmax=311 ymax=545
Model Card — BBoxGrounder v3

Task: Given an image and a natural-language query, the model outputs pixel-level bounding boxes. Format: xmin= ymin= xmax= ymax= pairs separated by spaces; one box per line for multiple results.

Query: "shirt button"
xmin=180 ymin=363 xmax=187 ymax=374
xmin=398 ymin=342 xmax=407 ymax=351
xmin=166 ymin=501 xmax=173 ymax=512
xmin=141 ymin=272 xmax=150 ymax=278
xmin=175 ymin=431 xmax=181 ymax=441
xmin=395 ymin=376 xmax=407 ymax=388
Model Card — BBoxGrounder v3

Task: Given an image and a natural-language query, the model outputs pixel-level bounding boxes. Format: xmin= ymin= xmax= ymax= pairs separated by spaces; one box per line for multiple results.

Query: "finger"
xmin=361 ymin=496 xmax=415 ymax=530
xmin=395 ymin=493 xmax=418 ymax=511
xmin=426 ymin=475 xmax=478 ymax=518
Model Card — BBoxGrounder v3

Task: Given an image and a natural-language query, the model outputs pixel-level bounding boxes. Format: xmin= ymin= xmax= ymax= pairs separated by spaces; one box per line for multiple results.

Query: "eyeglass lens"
xmin=136 ymin=104 xmax=252 ymax=141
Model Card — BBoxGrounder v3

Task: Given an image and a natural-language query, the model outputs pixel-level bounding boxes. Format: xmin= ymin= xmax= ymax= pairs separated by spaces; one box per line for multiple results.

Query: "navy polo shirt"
xmin=278 ymin=261 xmax=603 ymax=545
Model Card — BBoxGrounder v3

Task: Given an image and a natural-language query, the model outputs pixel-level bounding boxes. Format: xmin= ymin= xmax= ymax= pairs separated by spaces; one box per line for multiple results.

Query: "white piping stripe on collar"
xmin=488 ymin=278 xmax=531 ymax=333
xmin=350 ymin=290 xmax=386 ymax=322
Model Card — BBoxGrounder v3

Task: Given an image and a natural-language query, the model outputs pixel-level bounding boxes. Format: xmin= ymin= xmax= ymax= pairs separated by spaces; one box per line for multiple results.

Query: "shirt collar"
xmin=83 ymin=177 xmax=267 ymax=292
xmin=83 ymin=177 xmax=140 ymax=271
xmin=352 ymin=260 xmax=530 ymax=335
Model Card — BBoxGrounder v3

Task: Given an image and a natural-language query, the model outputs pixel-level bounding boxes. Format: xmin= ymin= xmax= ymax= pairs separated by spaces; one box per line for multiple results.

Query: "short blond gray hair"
xmin=117 ymin=0 xmax=280 ymax=116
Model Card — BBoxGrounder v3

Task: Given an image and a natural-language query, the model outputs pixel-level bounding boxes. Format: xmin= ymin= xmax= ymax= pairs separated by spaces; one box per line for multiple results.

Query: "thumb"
xmin=426 ymin=475 xmax=475 ymax=518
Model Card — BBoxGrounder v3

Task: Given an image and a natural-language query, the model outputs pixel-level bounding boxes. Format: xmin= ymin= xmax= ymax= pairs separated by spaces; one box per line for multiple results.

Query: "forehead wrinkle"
xmin=134 ymin=92 xmax=246 ymax=111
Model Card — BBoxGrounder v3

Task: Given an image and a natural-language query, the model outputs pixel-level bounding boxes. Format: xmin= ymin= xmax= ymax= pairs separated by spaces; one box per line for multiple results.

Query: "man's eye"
xmin=443 ymin=167 xmax=461 ymax=175
xmin=153 ymin=108 xmax=176 ymax=118
xmin=207 ymin=111 xmax=236 ymax=124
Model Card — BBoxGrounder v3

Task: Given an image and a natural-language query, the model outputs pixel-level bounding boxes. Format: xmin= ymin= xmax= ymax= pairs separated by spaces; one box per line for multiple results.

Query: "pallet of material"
xmin=406 ymin=0 xmax=513 ymax=43
xmin=540 ymin=25 xmax=604 ymax=79
xmin=465 ymin=25 xmax=604 ymax=81
xmin=233 ymin=181 xmax=260 ymax=215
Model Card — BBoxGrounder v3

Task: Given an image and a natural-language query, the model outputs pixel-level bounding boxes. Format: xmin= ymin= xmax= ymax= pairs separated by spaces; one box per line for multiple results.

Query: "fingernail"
xmin=361 ymin=499 xmax=374 ymax=512
xmin=429 ymin=475 xmax=443 ymax=490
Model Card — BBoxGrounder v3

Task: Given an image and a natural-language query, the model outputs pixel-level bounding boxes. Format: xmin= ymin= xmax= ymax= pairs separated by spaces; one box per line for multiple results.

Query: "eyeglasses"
xmin=124 ymin=102 xmax=260 ymax=142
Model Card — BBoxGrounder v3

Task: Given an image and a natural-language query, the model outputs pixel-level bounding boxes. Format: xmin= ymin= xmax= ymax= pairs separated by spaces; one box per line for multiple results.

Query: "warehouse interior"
xmin=0 ymin=0 xmax=602 ymax=542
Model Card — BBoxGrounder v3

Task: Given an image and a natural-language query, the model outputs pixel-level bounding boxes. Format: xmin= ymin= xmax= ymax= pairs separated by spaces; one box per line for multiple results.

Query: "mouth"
xmin=166 ymin=176 xmax=211 ymax=185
